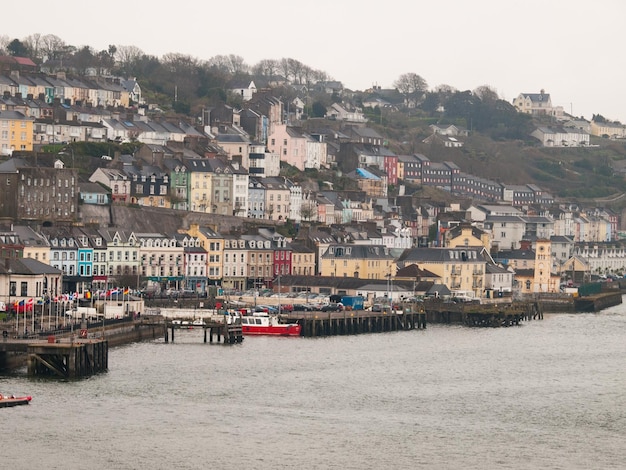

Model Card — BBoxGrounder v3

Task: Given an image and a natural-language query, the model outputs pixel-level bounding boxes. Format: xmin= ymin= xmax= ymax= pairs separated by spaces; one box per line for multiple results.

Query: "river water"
xmin=2 ymin=302 xmax=625 ymax=470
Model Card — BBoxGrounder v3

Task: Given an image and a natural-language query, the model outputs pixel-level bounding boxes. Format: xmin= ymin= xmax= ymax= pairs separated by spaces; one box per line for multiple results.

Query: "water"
xmin=2 ymin=304 xmax=626 ymax=470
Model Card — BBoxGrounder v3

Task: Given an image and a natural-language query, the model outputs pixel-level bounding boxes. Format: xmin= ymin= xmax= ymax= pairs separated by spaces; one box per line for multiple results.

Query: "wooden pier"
xmin=26 ymin=339 xmax=108 ymax=378
xmin=425 ymin=301 xmax=543 ymax=327
xmin=164 ymin=320 xmax=243 ymax=344
xmin=283 ymin=310 xmax=427 ymax=337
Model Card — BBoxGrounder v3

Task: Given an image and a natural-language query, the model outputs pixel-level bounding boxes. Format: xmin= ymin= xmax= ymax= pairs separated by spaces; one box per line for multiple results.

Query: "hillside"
xmin=6 ymin=32 xmax=626 ymax=206
xmin=365 ymin=118 xmax=626 ymax=207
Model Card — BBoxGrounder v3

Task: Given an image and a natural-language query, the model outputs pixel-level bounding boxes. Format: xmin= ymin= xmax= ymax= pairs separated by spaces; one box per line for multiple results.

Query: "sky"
xmin=4 ymin=0 xmax=626 ymax=123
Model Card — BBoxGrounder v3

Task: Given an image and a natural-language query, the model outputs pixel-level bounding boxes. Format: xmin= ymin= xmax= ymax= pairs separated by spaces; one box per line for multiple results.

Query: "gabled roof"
xmin=397 ymin=246 xmax=493 ymax=264
xmin=0 ymin=257 xmax=61 ymax=276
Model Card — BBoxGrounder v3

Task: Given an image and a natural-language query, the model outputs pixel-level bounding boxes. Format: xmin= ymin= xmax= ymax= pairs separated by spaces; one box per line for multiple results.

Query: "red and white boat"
xmin=0 ymin=394 xmax=32 ymax=408
xmin=240 ymin=313 xmax=301 ymax=336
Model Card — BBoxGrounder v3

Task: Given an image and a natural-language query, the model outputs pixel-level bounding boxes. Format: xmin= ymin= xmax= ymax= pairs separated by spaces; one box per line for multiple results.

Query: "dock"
xmin=0 ymin=337 xmax=108 ymax=379
xmin=26 ymin=339 xmax=108 ymax=378
xmin=164 ymin=320 xmax=243 ymax=344
xmin=424 ymin=300 xmax=543 ymax=327
xmin=283 ymin=309 xmax=427 ymax=337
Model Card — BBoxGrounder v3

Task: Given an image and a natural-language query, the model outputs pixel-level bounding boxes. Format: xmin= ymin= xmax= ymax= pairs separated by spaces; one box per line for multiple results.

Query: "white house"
xmin=531 ymin=126 xmax=590 ymax=147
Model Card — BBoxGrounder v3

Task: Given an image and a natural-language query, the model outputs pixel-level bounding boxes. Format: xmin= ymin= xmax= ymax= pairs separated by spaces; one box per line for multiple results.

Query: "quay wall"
xmin=0 ymin=321 xmax=164 ymax=372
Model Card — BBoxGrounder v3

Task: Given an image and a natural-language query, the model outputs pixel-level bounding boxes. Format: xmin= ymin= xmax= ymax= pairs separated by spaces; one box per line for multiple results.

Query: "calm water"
xmin=2 ymin=303 xmax=626 ymax=470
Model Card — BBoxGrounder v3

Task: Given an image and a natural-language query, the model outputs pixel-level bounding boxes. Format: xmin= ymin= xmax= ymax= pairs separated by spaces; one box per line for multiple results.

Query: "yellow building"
xmin=0 ymin=110 xmax=34 ymax=154
xmin=183 ymin=224 xmax=224 ymax=286
xmin=397 ymin=246 xmax=493 ymax=298
xmin=320 ymin=244 xmax=395 ymax=280
xmin=510 ymin=239 xmax=560 ymax=294
xmin=444 ymin=222 xmax=491 ymax=251
xmin=188 ymin=161 xmax=214 ymax=213
xmin=19 ymin=227 xmax=51 ymax=265
xmin=290 ymin=242 xmax=316 ymax=276
xmin=590 ymin=120 xmax=626 ymax=139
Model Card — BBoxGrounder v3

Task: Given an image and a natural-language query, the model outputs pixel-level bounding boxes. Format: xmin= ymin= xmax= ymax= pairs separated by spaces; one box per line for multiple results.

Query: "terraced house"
xmin=320 ymin=244 xmax=396 ymax=280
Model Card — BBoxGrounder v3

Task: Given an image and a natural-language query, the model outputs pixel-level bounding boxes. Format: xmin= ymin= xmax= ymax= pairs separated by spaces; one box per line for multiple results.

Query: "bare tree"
xmin=115 ymin=45 xmax=144 ymax=73
xmin=288 ymin=58 xmax=305 ymax=84
xmin=252 ymin=59 xmax=279 ymax=78
xmin=300 ymin=200 xmax=317 ymax=223
xmin=279 ymin=58 xmax=292 ymax=82
xmin=473 ymin=84 xmax=499 ymax=103
xmin=40 ymin=34 xmax=68 ymax=60
xmin=0 ymin=35 xmax=9 ymax=54
xmin=227 ymin=54 xmax=248 ymax=75
xmin=207 ymin=55 xmax=230 ymax=74
xmin=433 ymin=84 xmax=457 ymax=95
xmin=23 ymin=33 xmax=42 ymax=60
xmin=162 ymin=53 xmax=198 ymax=71
xmin=207 ymin=54 xmax=247 ymax=75
xmin=393 ymin=72 xmax=429 ymax=108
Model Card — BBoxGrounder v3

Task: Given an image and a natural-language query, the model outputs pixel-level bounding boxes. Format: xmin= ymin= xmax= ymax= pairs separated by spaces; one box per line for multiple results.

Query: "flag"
xmin=123 ymin=287 xmax=130 ymax=295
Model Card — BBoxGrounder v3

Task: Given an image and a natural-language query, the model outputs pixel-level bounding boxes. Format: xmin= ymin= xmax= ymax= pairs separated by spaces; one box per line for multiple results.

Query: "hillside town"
xmin=2 ymin=54 xmax=626 ymax=312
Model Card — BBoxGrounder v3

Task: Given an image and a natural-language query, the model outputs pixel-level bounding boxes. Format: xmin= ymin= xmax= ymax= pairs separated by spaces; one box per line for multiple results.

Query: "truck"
xmin=65 ymin=307 xmax=100 ymax=321
xmin=340 ymin=295 xmax=364 ymax=311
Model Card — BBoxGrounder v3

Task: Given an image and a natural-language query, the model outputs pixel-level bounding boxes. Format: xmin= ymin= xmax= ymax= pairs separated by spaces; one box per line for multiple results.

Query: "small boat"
xmin=0 ymin=394 xmax=32 ymax=408
xmin=241 ymin=314 xmax=301 ymax=336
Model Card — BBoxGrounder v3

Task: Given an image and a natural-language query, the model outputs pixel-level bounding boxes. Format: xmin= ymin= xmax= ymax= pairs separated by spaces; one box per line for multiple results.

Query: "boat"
xmin=0 ymin=394 xmax=32 ymax=408
xmin=240 ymin=313 xmax=301 ymax=336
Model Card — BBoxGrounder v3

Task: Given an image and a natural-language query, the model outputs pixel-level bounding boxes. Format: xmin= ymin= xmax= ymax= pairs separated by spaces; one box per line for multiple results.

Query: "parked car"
xmin=292 ymin=304 xmax=314 ymax=311
xmin=321 ymin=303 xmax=342 ymax=312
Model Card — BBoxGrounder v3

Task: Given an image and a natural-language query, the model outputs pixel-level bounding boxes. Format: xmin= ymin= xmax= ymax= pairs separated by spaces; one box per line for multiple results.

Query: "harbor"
xmin=0 ymin=292 xmax=621 ymax=377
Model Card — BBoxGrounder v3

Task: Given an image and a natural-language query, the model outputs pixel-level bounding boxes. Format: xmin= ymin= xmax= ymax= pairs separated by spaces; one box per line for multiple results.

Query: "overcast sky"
xmin=4 ymin=0 xmax=626 ymax=122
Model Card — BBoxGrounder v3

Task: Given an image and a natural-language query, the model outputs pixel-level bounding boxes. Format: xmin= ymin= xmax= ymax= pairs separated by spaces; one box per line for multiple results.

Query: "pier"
xmin=283 ymin=310 xmax=427 ymax=337
xmin=27 ymin=339 xmax=108 ymax=378
xmin=164 ymin=320 xmax=243 ymax=344
xmin=1 ymin=337 xmax=108 ymax=378
xmin=424 ymin=300 xmax=543 ymax=327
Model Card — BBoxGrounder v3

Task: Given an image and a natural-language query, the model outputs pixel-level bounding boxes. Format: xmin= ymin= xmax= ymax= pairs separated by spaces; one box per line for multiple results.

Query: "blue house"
xmin=79 ymin=182 xmax=110 ymax=205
